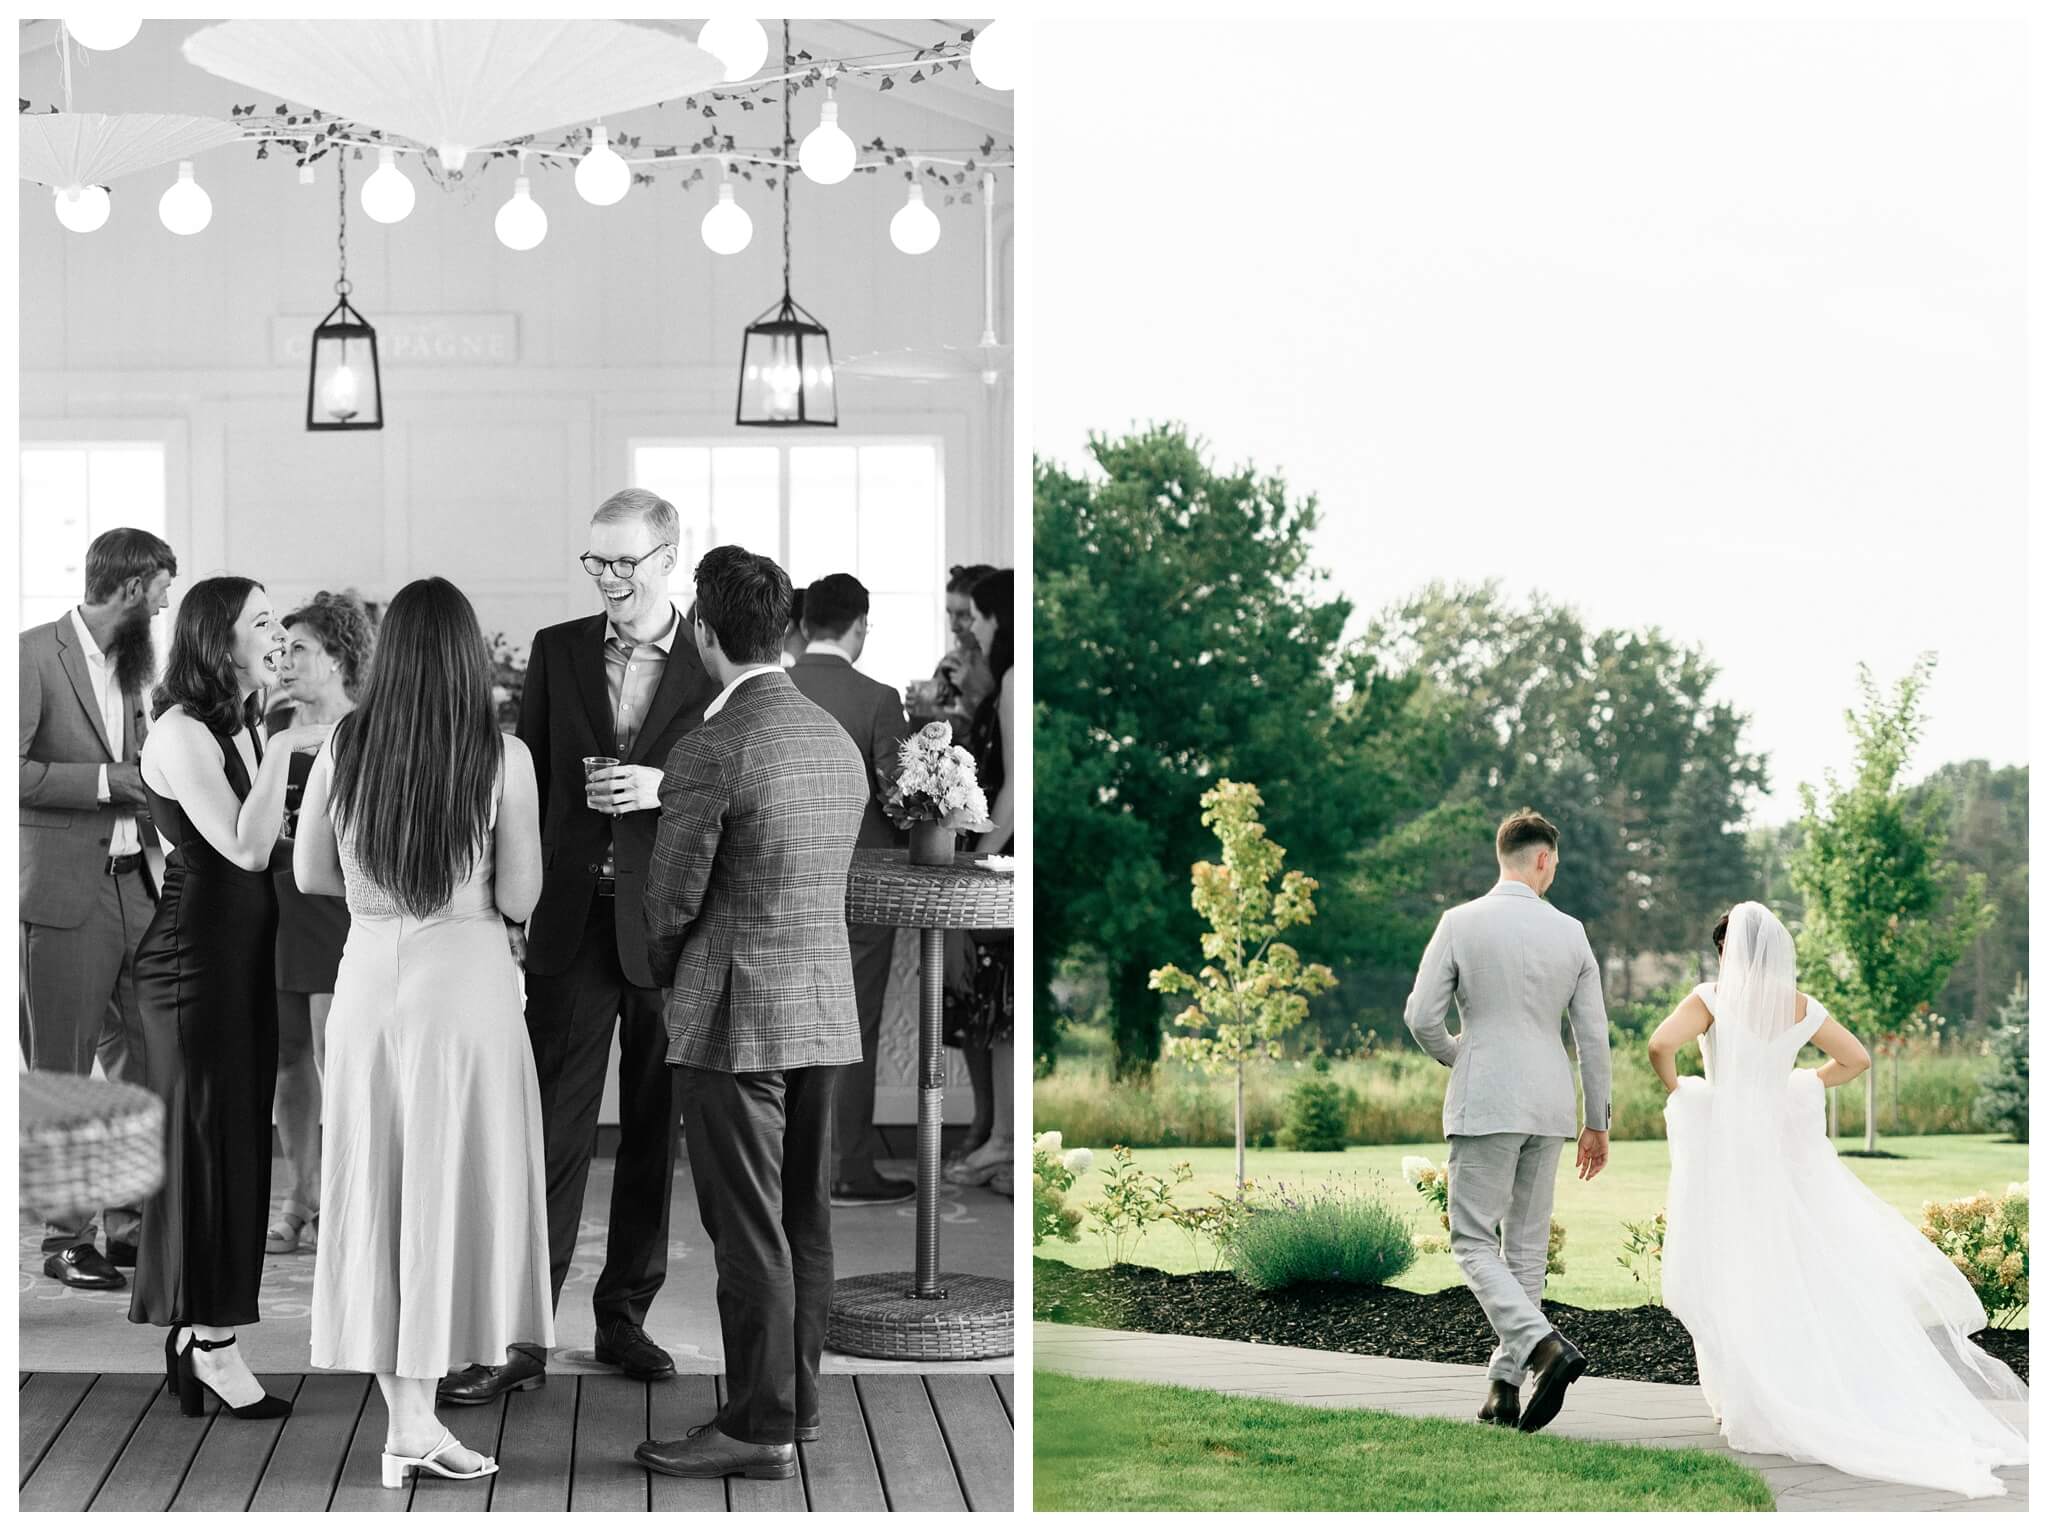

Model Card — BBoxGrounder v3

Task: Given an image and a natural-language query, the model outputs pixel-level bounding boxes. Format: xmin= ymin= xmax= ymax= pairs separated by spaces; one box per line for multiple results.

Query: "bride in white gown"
xmin=1650 ymin=901 xmax=2027 ymax=1499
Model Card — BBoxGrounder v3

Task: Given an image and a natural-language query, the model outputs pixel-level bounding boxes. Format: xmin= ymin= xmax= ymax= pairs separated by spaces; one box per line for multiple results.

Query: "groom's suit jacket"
xmin=644 ymin=669 xmax=869 ymax=1073
xmin=19 ymin=615 xmax=159 ymax=926
xmin=1404 ymin=879 xmax=1612 ymax=1139
xmin=518 ymin=610 xmax=717 ymax=988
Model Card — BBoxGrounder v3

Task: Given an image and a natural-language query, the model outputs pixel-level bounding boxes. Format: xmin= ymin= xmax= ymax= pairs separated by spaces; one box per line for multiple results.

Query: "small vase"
xmin=908 ymin=822 xmax=956 ymax=868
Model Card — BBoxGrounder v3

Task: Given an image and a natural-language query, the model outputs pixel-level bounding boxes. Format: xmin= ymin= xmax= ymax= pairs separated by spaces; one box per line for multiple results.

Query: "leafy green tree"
xmin=1909 ymin=762 xmax=2028 ymax=1027
xmin=1972 ymin=980 xmax=2028 ymax=1143
xmin=1035 ymin=426 xmax=1427 ymax=1075
xmin=1788 ymin=659 xmax=1995 ymax=1153
xmin=1151 ymin=779 xmax=1337 ymax=1187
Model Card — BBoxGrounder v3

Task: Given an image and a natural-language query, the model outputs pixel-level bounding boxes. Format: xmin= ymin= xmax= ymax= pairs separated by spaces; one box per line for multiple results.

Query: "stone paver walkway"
xmin=1036 ymin=1323 xmax=2028 ymax=1513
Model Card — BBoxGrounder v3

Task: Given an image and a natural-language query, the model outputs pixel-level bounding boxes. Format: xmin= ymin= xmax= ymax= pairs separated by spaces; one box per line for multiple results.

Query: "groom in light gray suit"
xmin=1405 ymin=807 xmax=1611 ymax=1436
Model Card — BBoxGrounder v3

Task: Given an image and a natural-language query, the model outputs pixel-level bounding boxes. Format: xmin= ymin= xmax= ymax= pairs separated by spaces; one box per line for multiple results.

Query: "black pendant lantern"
xmin=737 ymin=20 xmax=836 ymax=427
xmin=307 ymin=151 xmax=383 ymax=432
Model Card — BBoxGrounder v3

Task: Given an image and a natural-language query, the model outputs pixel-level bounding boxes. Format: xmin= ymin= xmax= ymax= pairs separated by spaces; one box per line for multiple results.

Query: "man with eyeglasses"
xmin=439 ymin=487 xmax=715 ymax=1408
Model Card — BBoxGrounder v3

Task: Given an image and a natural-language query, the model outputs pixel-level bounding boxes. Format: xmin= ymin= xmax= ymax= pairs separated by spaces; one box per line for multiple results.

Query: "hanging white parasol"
xmin=181 ymin=19 xmax=728 ymax=172
xmin=839 ymin=172 xmax=1012 ymax=386
xmin=18 ymin=111 xmax=243 ymax=189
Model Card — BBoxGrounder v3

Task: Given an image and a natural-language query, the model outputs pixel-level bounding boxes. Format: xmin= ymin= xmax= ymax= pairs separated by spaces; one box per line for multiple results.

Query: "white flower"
xmin=1401 ymin=1155 xmax=1433 ymax=1187
xmin=1033 ymin=1130 xmax=1063 ymax=1155
xmin=1063 ymin=1147 xmax=1094 ymax=1174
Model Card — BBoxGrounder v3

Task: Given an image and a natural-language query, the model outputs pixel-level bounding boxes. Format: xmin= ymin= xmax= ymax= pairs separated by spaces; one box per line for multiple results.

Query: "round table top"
xmin=846 ymin=848 xmax=1014 ymax=931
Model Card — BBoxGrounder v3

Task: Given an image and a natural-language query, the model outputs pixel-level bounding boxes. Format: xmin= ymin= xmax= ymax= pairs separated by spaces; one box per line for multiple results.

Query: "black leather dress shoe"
xmin=830 ymin=1175 xmax=915 ymax=1207
xmin=1518 ymin=1331 xmax=1587 ymax=1434
xmin=106 ymin=1240 xmax=139 ymax=1269
xmin=635 ymin=1423 xmax=797 ymax=1480
xmin=438 ymin=1348 xmax=546 ymax=1406
xmin=1477 ymin=1378 xmax=1521 ymax=1427
xmin=44 ymin=1244 xmax=125 ymax=1290
xmin=595 ymin=1322 xmax=676 ymax=1381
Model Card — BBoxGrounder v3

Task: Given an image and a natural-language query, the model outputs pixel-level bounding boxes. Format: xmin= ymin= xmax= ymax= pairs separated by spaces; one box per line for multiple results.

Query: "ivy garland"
xmin=22 ymin=30 xmax=1012 ymax=207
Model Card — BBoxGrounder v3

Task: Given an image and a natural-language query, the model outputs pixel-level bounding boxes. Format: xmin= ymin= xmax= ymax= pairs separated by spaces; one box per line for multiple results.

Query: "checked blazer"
xmin=644 ymin=668 xmax=869 ymax=1073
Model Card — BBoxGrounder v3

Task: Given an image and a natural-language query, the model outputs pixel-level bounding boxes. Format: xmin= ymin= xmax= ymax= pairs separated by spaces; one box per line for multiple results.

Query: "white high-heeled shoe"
xmin=382 ymin=1428 xmax=499 ymax=1488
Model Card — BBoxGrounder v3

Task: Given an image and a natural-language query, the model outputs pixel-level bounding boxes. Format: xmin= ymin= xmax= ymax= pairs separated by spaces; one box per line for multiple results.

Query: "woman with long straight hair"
xmin=295 ymin=576 xmax=551 ymax=1487
xmin=132 ymin=576 xmax=333 ymax=1419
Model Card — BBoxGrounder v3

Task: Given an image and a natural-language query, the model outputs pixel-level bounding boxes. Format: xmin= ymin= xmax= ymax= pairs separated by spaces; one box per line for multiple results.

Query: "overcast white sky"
xmin=1034 ymin=16 xmax=2028 ymax=823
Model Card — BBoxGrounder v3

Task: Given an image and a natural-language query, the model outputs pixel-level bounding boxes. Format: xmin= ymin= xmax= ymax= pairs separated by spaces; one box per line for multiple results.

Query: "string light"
xmin=799 ymin=79 xmax=855 ymax=185
xmin=701 ymin=170 xmax=753 ymax=254
xmin=969 ymin=21 xmax=1016 ymax=90
xmin=157 ymin=161 xmax=212 ymax=236
xmin=495 ymin=169 xmax=548 ymax=251
xmin=52 ymin=184 xmax=111 ymax=234
xmin=574 ymin=125 xmax=630 ymax=206
xmin=63 ymin=17 xmax=140 ymax=51
xmin=889 ymin=182 xmax=939 ymax=255
xmin=697 ymin=18 xmax=769 ymax=83
xmin=360 ymin=146 xmax=415 ymax=224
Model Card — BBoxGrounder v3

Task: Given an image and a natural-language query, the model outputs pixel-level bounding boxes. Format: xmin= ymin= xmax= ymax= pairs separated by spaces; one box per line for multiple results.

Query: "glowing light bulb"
xmin=64 ymin=17 xmax=140 ymax=51
xmin=157 ymin=161 xmax=212 ymax=236
xmin=53 ymin=184 xmax=111 ymax=234
xmin=697 ymin=18 xmax=769 ymax=83
xmin=322 ymin=363 xmax=361 ymax=421
xmin=799 ymin=92 xmax=856 ymax=185
xmin=889 ymin=183 xmax=940 ymax=254
xmin=701 ymin=179 xmax=753 ymax=255
xmin=495 ymin=176 xmax=548 ymax=251
xmin=574 ymin=125 xmax=631 ymax=207
xmin=969 ymin=21 xmax=1016 ymax=90
xmin=361 ymin=147 xmax=415 ymax=224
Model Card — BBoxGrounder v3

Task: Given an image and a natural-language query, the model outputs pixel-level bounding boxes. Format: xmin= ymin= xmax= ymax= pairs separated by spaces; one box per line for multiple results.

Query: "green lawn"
xmin=1033 ymin=1372 xmax=1776 ymax=1512
xmin=1040 ymin=1134 xmax=2028 ymax=1312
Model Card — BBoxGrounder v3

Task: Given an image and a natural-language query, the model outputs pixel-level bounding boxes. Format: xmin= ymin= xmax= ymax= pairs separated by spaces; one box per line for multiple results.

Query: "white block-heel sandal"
xmin=381 ymin=1428 xmax=500 ymax=1489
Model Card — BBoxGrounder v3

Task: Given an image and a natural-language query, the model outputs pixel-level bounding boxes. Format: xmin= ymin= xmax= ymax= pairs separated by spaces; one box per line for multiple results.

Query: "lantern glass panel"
xmin=737 ymin=303 xmax=837 ymax=427
xmin=306 ymin=307 xmax=383 ymax=432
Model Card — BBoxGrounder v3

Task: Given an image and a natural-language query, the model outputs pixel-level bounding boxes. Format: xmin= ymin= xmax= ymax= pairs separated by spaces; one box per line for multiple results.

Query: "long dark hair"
xmin=329 ymin=577 xmax=500 ymax=918
xmin=970 ymin=568 xmax=1014 ymax=688
xmin=151 ymin=575 xmax=262 ymax=733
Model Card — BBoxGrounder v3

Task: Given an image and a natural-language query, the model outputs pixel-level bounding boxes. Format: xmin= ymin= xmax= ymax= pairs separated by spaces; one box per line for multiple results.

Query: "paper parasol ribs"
xmin=181 ymin=19 xmax=729 ymax=172
xmin=18 ymin=111 xmax=243 ymax=191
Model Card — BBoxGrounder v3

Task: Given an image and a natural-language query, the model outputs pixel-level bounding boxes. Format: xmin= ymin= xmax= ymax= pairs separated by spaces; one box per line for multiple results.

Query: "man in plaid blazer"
xmin=634 ymin=546 xmax=867 ymax=1484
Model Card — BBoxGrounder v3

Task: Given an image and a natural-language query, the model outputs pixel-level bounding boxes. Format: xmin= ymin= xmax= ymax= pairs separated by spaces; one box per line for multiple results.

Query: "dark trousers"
xmin=831 ymin=923 xmax=896 ymax=1184
xmin=522 ymin=898 xmax=681 ymax=1340
xmin=21 ymin=865 xmax=152 ymax=1250
xmin=677 ymin=1062 xmax=838 ymax=1445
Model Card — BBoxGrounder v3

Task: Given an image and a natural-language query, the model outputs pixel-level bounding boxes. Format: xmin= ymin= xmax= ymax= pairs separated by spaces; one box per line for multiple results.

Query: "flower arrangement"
xmin=1031 ymin=1130 xmax=1093 ymax=1248
xmin=885 ymin=721 xmax=993 ymax=829
xmin=1921 ymin=1182 xmax=2028 ymax=1327
xmin=487 ymin=632 xmax=529 ymax=731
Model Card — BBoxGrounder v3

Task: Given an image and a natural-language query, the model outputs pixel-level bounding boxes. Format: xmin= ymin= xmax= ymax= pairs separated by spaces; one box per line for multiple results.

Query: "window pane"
xmin=855 ymin=445 xmax=939 ymax=590
xmin=19 ymin=442 xmax=167 ymax=633
xmin=633 ymin=446 xmax=711 ymax=571
xmin=87 ymin=447 xmax=164 ymax=541
xmin=788 ymin=445 xmax=859 ymax=585
xmin=710 ymin=446 xmax=781 ymax=561
xmin=864 ymin=589 xmax=943 ymax=697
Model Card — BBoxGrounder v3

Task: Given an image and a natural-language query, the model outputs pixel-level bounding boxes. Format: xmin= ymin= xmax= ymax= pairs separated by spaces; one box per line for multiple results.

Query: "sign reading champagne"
xmin=273 ymin=313 xmax=518 ymax=367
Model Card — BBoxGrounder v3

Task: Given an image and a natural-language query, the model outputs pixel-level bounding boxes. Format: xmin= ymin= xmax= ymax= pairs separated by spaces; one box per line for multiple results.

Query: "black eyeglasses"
xmin=579 ymin=544 xmax=673 ymax=579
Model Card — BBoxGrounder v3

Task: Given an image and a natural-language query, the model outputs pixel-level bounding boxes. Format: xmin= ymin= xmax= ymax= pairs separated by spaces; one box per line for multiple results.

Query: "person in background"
xmin=133 ymin=576 xmax=331 ymax=1419
xmin=933 ymin=563 xmax=997 ymax=713
xmin=20 ymin=527 xmax=178 ymax=1291
xmin=265 ymin=591 xmax=375 ymax=1257
xmin=786 ymin=574 xmax=916 ymax=1207
xmin=779 ymin=585 xmax=808 ymax=667
xmin=944 ymin=568 xmax=1016 ymax=1198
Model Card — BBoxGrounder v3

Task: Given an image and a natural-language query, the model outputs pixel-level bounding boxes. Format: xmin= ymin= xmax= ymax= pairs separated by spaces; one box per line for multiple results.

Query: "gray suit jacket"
xmin=19 ymin=614 xmax=158 ymax=928
xmin=785 ymin=651 xmax=911 ymax=851
xmin=1403 ymin=879 xmax=1612 ymax=1140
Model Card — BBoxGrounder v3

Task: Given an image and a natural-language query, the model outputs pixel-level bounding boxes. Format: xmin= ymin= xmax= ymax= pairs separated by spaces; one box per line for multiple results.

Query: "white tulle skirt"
xmin=1663 ymin=1070 xmax=2027 ymax=1499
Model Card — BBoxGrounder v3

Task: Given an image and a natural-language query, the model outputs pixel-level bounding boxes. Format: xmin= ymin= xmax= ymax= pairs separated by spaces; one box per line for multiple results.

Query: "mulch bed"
xmin=1035 ymin=1260 xmax=2029 ymax=1387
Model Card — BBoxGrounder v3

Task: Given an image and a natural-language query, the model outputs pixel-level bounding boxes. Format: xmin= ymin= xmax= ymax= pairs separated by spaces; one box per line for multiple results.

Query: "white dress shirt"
xmin=70 ymin=607 xmax=141 ymax=858
xmin=803 ymin=636 xmax=859 ymax=663
xmin=703 ymin=664 xmax=783 ymax=719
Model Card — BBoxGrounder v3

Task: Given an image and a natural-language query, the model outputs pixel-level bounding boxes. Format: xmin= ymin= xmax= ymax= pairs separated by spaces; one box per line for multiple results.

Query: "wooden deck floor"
xmin=18 ymin=1370 xmax=1012 ymax=1512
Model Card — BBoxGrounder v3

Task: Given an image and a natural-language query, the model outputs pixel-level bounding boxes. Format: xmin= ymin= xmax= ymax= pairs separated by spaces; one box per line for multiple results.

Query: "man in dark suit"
xmin=441 ymin=488 xmax=716 ymax=1406
xmin=19 ymin=528 xmax=176 ymax=1290
xmin=634 ymin=546 xmax=868 ymax=1483
xmin=786 ymin=573 xmax=913 ymax=1206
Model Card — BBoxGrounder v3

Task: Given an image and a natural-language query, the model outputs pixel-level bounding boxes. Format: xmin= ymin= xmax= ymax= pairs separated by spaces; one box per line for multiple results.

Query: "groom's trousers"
xmin=676 ymin=1061 xmax=838 ymax=1446
xmin=1447 ymin=1132 xmax=1567 ymax=1384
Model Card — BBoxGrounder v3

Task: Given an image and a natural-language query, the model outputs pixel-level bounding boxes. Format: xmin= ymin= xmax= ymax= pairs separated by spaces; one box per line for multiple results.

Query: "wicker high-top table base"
xmin=828 ymin=849 xmax=1015 ymax=1362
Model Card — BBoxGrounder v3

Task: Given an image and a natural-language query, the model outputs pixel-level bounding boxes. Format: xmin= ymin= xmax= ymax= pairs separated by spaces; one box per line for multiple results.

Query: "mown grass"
xmin=1035 ymin=1134 xmax=2030 ymax=1314
xmin=1033 ymin=1372 xmax=1776 ymax=1512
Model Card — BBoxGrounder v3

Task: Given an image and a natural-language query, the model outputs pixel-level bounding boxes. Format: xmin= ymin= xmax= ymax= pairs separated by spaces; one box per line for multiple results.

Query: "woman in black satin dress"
xmin=131 ymin=576 xmax=331 ymax=1418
